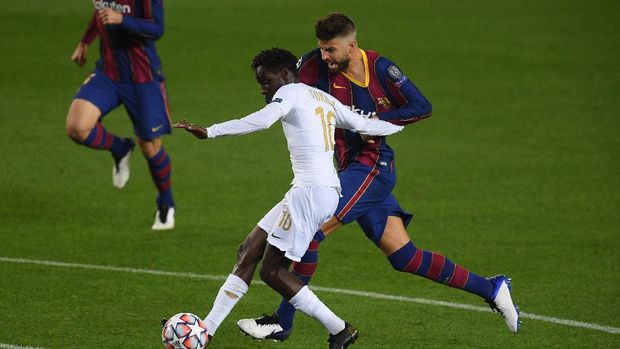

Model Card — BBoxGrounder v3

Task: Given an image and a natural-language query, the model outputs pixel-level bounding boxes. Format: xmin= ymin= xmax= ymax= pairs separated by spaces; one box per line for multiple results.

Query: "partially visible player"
xmin=237 ymin=13 xmax=520 ymax=340
xmin=66 ymin=0 xmax=175 ymax=229
xmin=173 ymin=48 xmax=403 ymax=348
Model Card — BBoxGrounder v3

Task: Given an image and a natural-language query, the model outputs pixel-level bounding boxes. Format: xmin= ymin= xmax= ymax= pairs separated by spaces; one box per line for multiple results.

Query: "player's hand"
xmin=173 ymin=119 xmax=209 ymax=139
xmin=71 ymin=42 xmax=88 ymax=66
xmin=99 ymin=8 xmax=123 ymax=25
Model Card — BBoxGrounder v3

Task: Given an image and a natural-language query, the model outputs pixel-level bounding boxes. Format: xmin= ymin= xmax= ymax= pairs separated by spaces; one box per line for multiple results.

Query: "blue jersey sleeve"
xmin=375 ymin=57 xmax=432 ymax=125
xmin=120 ymin=0 xmax=164 ymax=40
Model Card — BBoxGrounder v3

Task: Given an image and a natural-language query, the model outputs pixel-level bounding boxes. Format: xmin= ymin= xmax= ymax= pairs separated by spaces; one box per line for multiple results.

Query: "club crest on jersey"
xmin=377 ymin=97 xmax=391 ymax=109
xmin=93 ymin=0 xmax=132 ymax=14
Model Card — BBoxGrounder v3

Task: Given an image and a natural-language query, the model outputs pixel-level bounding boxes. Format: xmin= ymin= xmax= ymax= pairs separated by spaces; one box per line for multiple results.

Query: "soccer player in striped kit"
xmin=66 ymin=0 xmax=175 ymax=230
xmin=237 ymin=13 xmax=520 ymax=339
xmin=174 ymin=48 xmax=403 ymax=348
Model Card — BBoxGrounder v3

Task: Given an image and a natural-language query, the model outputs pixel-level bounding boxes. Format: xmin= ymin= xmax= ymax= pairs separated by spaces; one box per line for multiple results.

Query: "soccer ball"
xmin=162 ymin=312 xmax=210 ymax=349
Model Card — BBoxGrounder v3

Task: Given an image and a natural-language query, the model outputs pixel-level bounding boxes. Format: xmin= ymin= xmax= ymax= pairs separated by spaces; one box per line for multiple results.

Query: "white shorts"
xmin=258 ymin=186 xmax=339 ymax=262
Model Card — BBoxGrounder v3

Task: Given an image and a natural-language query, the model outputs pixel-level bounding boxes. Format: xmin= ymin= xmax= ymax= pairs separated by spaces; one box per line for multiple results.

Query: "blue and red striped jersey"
xmin=81 ymin=0 xmax=165 ymax=83
xmin=298 ymin=48 xmax=432 ymax=172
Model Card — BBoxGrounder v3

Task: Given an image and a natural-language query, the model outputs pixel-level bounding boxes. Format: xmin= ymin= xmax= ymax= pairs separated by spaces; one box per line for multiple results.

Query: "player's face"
xmin=255 ymin=66 xmax=286 ymax=102
xmin=318 ymin=36 xmax=354 ymax=73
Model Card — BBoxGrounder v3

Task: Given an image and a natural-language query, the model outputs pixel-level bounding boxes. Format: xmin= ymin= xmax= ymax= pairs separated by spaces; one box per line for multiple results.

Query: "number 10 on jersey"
xmin=315 ymin=106 xmax=336 ymax=151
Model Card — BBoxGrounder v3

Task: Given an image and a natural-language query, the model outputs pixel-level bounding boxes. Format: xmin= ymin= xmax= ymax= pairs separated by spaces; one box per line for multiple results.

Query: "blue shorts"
xmin=74 ymin=71 xmax=172 ymax=141
xmin=334 ymin=163 xmax=413 ymax=246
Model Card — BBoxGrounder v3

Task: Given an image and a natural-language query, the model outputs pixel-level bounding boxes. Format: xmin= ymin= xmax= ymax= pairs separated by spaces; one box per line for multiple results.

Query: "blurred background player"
xmin=66 ymin=0 xmax=175 ymax=230
xmin=173 ymin=48 xmax=403 ymax=348
xmin=237 ymin=13 xmax=520 ymax=339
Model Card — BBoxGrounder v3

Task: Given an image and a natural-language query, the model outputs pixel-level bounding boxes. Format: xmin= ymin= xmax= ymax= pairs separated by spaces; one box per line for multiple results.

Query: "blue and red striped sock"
xmin=388 ymin=241 xmax=494 ymax=300
xmin=82 ymin=122 xmax=125 ymax=159
xmin=146 ymin=146 xmax=174 ymax=207
xmin=275 ymin=230 xmax=325 ymax=330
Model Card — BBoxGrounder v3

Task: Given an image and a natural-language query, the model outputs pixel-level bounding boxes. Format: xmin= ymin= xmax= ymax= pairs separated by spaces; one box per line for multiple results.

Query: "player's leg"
xmin=123 ymin=80 xmax=175 ymax=229
xmin=241 ymin=165 xmax=388 ymax=340
xmin=203 ymin=226 xmax=267 ymax=338
xmin=260 ymin=243 xmax=358 ymax=348
xmin=365 ymin=204 xmax=519 ymax=332
xmin=67 ymin=73 xmax=135 ymax=188
xmin=137 ymin=136 xmax=175 ymax=229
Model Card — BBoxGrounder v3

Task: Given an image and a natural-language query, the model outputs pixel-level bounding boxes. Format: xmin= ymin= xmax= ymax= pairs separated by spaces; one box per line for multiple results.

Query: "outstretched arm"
xmin=173 ymin=102 xmax=287 ymax=140
xmin=173 ymin=120 xmax=209 ymax=139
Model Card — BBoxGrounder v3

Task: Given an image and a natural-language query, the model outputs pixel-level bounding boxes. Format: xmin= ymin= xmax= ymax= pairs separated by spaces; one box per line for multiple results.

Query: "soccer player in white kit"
xmin=173 ymin=48 xmax=403 ymax=348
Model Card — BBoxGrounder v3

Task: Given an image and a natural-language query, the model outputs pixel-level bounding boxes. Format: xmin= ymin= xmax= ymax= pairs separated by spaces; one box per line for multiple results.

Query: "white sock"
xmin=204 ymin=274 xmax=249 ymax=335
xmin=289 ymin=286 xmax=345 ymax=335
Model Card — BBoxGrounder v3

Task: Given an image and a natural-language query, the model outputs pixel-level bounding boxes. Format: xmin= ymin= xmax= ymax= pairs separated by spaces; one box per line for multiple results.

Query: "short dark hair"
xmin=251 ymin=48 xmax=298 ymax=77
xmin=315 ymin=13 xmax=356 ymax=41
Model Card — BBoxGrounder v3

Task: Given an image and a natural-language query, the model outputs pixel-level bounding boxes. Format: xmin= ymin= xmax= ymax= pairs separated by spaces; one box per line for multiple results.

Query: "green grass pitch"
xmin=0 ymin=1 xmax=618 ymax=348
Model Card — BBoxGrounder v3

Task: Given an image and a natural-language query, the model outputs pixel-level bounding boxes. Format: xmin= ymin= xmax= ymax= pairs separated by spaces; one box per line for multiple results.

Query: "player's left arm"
xmin=375 ymin=57 xmax=433 ymax=125
xmin=102 ymin=0 xmax=164 ymax=40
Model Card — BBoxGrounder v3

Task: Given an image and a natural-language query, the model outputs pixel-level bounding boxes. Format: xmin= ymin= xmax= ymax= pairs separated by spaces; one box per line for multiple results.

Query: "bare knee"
xmin=66 ymin=99 xmax=101 ymax=143
xmin=138 ymin=137 xmax=162 ymax=158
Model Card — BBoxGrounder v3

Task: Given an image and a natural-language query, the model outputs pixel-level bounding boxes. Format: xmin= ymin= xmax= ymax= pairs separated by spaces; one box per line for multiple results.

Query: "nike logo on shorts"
xmin=151 ymin=124 xmax=164 ymax=132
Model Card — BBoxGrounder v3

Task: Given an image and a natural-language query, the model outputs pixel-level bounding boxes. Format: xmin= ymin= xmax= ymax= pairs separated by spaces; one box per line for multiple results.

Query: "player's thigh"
xmin=356 ymin=194 xmax=413 ymax=254
xmin=334 ymin=163 xmax=395 ymax=225
xmin=67 ymin=72 xmax=121 ymax=137
xmin=66 ymin=99 xmax=101 ymax=139
xmin=265 ymin=187 xmax=338 ymax=262
xmin=121 ymin=80 xmax=172 ymax=141
xmin=378 ymin=216 xmax=412 ymax=256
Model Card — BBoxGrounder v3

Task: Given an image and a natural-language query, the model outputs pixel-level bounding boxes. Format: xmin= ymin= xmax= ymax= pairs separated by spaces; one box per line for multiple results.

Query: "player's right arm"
xmin=71 ymin=11 xmax=98 ymax=66
xmin=204 ymin=85 xmax=297 ymax=138
xmin=332 ymin=97 xmax=403 ymax=136
xmin=173 ymin=104 xmax=284 ymax=139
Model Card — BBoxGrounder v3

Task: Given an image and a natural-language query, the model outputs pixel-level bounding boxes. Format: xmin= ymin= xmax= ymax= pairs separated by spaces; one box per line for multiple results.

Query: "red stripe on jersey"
xmin=336 ymin=166 xmax=380 ymax=220
xmin=448 ymin=265 xmax=470 ymax=289
xmin=128 ymin=44 xmax=153 ymax=83
xmin=292 ymin=262 xmax=317 ymax=277
xmin=427 ymin=253 xmax=446 ymax=281
xmin=143 ymin=0 xmax=152 ymax=18
xmin=355 ymin=136 xmax=381 ymax=168
xmin=299 ymin=54 xmax=320 ymax=86
xmin=98 ymin=21 xmax=119 ymax=81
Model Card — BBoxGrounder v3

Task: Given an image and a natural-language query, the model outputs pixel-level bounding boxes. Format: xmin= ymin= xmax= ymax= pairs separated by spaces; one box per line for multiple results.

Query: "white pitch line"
xmin=1 ymin=256 xmax=619 ymax=335
xmin=0 ymin=343 xmax=45 ymax=349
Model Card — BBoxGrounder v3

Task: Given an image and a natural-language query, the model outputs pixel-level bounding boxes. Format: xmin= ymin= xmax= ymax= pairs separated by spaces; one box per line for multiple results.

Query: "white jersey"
xmin=207 ymin=83 xmax=403 ymax=188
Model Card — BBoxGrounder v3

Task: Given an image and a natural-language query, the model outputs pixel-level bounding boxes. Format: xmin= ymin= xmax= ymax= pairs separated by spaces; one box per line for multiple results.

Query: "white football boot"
xmin=237 ymin=314 xmax=292 ymax=341
xmin=152 ymin=206 xmax=175 ymax=230
xmin=112 ymin=138 xmax=135 ymax=189
xmin=488 ymin=275 xmax=521 ymax=333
